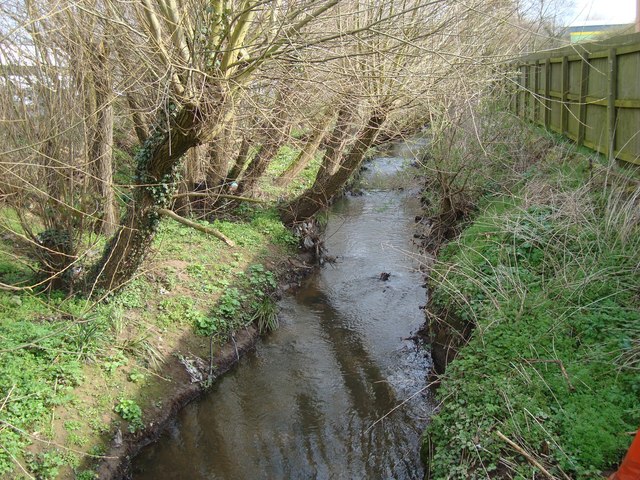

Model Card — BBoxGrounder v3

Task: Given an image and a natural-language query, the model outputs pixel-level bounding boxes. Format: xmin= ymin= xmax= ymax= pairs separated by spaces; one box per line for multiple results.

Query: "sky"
xmin=567 ymin=0 xmax=637 ymax=25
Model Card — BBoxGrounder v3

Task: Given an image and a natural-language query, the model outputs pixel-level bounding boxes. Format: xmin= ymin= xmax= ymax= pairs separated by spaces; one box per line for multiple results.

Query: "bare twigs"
xmin=0 ymin=282 xmax=32 ymax=292
xmin=365 ymin=381 xmax=438 ymax=433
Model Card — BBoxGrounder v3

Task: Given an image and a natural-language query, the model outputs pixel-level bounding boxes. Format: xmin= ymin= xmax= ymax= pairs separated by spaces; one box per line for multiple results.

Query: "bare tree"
xmin=275 ymin=107 xmax=335 ymax=187
xmin=0 ymin=0 xmax=563 ymax=294
xmin=85 ymin=0 xmax=342 ymax=291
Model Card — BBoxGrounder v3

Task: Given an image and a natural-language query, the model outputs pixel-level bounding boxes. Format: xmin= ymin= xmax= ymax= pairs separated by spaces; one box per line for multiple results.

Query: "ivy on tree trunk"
xmin=87 ymin=103 xmax=203 ymax=292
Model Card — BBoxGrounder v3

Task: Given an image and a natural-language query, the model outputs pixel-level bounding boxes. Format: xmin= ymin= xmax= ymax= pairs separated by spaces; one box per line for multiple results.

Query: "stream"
xmin=132 ymin=140 xmax=432 ymax=479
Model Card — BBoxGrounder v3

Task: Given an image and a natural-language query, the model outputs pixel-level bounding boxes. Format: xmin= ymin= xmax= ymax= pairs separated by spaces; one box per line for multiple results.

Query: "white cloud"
xmin=568 ymin=0 xmax=636 ymax=25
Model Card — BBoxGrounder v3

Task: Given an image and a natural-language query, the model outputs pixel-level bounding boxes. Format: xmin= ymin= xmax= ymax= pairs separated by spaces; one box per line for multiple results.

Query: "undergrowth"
xmin=422 ymin=112 xmax=640 ymax=478
xmin=0 ymin=202 xmax=297 ymax=478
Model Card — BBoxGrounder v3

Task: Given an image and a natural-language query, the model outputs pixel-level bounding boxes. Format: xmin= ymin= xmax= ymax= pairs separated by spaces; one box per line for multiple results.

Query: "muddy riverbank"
xmin=96 ymin=254 xmax=317 ymax=480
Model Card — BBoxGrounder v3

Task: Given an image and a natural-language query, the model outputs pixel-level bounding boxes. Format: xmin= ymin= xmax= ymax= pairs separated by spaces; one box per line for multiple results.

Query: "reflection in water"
xmin=301 ymin=285 xmax=397 ymax=420
xmin=133 ymin=152 xmax=432 ymax=480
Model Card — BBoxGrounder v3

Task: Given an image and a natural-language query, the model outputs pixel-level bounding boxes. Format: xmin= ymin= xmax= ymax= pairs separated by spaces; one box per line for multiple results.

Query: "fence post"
xmin=607 ymin=48 xmax=618 ymax=161
xmin=533 ymin=60 xmax=540 ymax=123
xmin=544 ymin=59 xmax=551 ymax=128
xmin=561 ymin=56 xmax=569 ymax=135
xmin=514 ymin=66 xmax=521 ymax=116
xmin=509 ymin=64 xmax=515 ymax=113
xmin=577 ymin=53 xmax=590 ymax=146
xmin=523 ymin=64 xmax=530 ymax=119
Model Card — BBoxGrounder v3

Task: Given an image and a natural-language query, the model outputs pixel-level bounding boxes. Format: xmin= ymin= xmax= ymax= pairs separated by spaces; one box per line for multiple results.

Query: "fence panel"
xmin=512 ymin=32 xmax=640 ymax=166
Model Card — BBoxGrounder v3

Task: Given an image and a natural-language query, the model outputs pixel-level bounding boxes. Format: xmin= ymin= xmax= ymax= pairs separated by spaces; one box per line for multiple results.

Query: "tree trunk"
xmin=206 ymin=139 xmax=229 ymax=189
xmin=88 ymin=103 xmax=202 ymax=292
xmin=316 ymin=103 xmax=353 ymax=178
xmin=238 ymin=136 xmax=285 ymax=196
xmin=174 ymin=145 xmax=205 ymax=216
xmin=126 ymin=92 xmax=149 ymax=144
xmin=205 ymin=111 xmax=238 ymax=191
xmin=89 ymin=43 xmax=117 ymax=236
xmin=276 ymin=111 xmax=334 ymax=187
xmin=280 ymin=110 xmax=386 ymax=225
xmin=225 ymin=136 xmax=252 ymax=184
xmin=237 ymin=89 xmax=289 ymax=196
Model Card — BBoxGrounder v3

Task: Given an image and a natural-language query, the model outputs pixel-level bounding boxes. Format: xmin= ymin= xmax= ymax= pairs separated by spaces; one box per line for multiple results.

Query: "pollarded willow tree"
xmin=86 ymin=0 xmax=348 ymax=292
xmin=3 ymin=0 xmax=345 ymax=292
xmin=279 ymin=0 xmax=524 ymax=223
xmin=0 ymin=0 xmax=542 ymax=294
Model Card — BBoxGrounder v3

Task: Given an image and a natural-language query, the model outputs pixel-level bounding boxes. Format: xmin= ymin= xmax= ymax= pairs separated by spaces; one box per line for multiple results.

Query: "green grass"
xmin=114 ymin=399 xmax=143 ymax=433
xmin=259 ymin=144 xmax=324 ymax=200
xmin=0 ymin=293 xmax=103 ymax=476
xmin=422 ymin=160 xmax=640 ymax=478
xmin=264 ymin=144 xmax=302 ymax=177
xmin=0 ymin=199 xmax=297 ymax=477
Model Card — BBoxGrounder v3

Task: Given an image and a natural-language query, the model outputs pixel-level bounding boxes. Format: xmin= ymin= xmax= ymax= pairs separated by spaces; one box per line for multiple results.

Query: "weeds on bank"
xmin=422 ymin=113 xmax=640 ymax=478
xmin=194 ymin=263 xmax=278 ymax=336
xmin=113 ymin=399 xmax=143 ymax=433
xmin=0 ymin=202 xmax=296 ymax=477
xmin=0 ymin=282 xmax=110 ymax=475
xmin=251 ymin=296 xmax=279 ymax=334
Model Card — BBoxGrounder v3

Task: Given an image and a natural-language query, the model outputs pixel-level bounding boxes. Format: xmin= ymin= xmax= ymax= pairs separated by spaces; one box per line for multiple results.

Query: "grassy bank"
xmin=421 ymin=114 xmax=639 ymax=478
xmin=0 ymin=145 xmax=317 ymax=478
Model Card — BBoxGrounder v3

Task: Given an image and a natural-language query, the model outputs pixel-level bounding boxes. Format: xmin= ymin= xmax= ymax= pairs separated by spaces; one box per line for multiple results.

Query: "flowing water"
xmin=132 ymin=140 xmax=432 ymax=479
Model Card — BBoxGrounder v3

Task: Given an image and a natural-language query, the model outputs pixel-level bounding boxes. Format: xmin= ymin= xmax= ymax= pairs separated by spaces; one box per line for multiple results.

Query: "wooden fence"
xmin=512 ymin=32 xmax=640 ymax=166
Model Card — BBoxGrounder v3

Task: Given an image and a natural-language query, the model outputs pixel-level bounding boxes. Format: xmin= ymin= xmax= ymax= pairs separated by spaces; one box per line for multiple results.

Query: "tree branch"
xmin=157 ymin=208 xmax=235 ymax=246
xmin=0 ymin=282 xmax=32 ymax=292
xmin=172 ymin=192 xmax=267 ymax=204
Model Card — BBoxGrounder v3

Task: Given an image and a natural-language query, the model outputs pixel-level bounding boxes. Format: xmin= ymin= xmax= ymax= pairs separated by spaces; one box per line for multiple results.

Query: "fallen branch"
xmin=0 ymin=281 xmax=32 ymax=292
xmin=0 ymin=441 xmax=34 ymax=480
xmin=172 ymin=191 xmax=267 ymax=204
xmin=495 ymin=430 xmax=555 ymax=480
xmin=0 ymin=385 xmax=15 ymax=413
xmin=157 ymin=208 xmax=235 ymax=247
